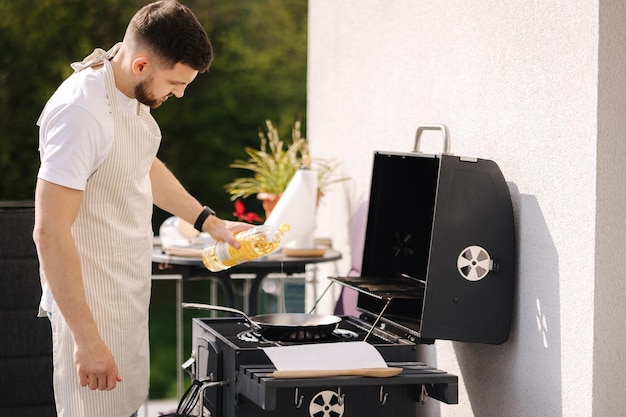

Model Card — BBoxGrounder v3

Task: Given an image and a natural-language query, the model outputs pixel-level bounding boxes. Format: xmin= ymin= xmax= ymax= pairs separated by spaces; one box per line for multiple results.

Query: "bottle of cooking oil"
xmin=201 ymin=223 xmax=290 ymax=272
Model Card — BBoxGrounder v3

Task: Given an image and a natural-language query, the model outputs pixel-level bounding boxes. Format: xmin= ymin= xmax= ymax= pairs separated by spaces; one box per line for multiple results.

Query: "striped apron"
xmin=50 ymin=46 xmax=161 ymax=416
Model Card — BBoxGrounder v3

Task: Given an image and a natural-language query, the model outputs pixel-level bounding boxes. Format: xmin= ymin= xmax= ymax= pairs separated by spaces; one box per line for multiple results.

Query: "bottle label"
xmin=215 ymin=242 xmax=232 ymax=262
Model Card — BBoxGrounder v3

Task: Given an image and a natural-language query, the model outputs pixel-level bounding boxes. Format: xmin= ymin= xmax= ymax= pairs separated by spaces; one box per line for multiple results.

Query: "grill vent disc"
xmin=457 ymin=246 xmax=492 ymax=281
xmin=309 ymin=390 xmax=344 ymax=417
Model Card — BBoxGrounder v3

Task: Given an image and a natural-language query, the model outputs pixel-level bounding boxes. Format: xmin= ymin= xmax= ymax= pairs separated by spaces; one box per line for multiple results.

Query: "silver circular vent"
xmin=457 ymin=246 xmax=492 ymax=281
xmin=309 ymin=390 xmax=344 ymax=417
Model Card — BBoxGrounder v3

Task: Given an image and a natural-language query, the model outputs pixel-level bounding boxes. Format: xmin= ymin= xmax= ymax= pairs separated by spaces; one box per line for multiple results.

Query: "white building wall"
xmin=308 ymin=1 xmax=626 ymax=416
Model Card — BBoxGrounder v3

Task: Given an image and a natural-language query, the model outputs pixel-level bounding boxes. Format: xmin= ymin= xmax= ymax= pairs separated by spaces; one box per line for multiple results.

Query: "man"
xmin=33 ymin=1 xmax=248 ymax=416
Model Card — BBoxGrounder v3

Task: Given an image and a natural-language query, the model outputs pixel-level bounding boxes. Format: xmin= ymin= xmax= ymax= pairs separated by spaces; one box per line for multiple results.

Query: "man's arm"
xmin=150 ymin=157 xmax=249 ymax=246
xmin=33 ymin=178 xmax=121 ymax=391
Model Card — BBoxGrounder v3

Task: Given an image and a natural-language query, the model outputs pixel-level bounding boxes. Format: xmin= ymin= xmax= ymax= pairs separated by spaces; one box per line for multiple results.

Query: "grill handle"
xmin=413 ymin=124 xmax=450 ymax=154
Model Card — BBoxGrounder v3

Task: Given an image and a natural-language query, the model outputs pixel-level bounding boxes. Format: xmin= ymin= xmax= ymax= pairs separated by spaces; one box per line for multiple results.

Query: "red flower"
xmin=233 ymin=200 xmax=263 ymax=223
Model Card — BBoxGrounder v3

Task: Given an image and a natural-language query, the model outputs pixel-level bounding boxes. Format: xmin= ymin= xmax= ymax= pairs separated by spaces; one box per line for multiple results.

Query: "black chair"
xmin=0 ymin=201 xmax=56 ymax=417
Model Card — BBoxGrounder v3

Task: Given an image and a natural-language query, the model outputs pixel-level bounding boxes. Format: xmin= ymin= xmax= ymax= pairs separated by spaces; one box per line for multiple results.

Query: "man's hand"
xmin=204 ymin=217 xmax=253 ymax=248
xmin=74 ymin=339 xmax=122 ymax=390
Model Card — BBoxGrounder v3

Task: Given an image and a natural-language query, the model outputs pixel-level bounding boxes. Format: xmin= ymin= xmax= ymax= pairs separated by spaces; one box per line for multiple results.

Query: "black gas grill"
xmin=187 ymin=124 xmax=515 ymax=417
xmin=191 ymin=315 xmax=458 ymax=417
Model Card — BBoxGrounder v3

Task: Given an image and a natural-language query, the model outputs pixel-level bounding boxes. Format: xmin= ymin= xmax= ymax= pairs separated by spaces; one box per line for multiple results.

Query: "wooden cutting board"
xmin=269 ymin=367 xmax=402 ymax=378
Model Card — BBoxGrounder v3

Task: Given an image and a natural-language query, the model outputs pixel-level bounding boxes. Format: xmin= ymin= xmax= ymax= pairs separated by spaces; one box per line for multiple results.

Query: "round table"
xmin=152 ymin=247 xmax=341 ymax=315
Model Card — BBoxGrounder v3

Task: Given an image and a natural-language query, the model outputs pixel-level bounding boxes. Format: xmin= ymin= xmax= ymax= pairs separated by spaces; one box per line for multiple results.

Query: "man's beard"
xmin=134 ymin=77 xmax=164 ymax=109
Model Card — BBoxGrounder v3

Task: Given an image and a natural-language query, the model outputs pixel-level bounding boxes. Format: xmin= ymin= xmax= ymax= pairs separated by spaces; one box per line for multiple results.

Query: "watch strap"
xmin=193 ymin=206 xmax=216 ymax=232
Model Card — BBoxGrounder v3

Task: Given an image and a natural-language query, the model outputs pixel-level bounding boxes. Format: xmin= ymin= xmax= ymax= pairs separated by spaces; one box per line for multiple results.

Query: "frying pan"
xmin=181 ymin=303 xmax=342 ymax=342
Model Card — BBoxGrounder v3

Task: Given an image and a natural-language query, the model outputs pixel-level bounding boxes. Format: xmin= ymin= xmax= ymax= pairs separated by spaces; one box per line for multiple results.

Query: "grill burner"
xmin=236 ymin=328 xmax=360 ymax=344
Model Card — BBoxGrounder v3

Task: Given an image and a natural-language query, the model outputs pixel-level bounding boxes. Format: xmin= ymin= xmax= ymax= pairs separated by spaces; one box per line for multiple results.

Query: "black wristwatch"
xmin=193 ymin=205 xmax=216 ymax=232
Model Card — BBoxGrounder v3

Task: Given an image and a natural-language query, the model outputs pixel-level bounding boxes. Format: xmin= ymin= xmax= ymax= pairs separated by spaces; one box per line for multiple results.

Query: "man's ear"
xmin=131 ymin=56 xmax=151 ymax=76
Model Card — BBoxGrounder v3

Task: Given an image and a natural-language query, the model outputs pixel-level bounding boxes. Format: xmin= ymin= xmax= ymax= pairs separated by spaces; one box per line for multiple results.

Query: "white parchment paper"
xmin=262 ymin=341 xmax=387 ymax=371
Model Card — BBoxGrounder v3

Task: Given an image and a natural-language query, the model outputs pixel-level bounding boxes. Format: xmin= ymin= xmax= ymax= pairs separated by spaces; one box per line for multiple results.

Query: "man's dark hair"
xmin=128 ymin=0 xmax=213 ymax=72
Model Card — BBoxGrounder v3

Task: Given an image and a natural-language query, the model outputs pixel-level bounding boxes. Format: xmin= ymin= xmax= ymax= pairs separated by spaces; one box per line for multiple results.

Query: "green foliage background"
xmin=0 ymin=0 xmax=307 ymax=399
xmin=0 ymin=0 xmax=307 ymax=221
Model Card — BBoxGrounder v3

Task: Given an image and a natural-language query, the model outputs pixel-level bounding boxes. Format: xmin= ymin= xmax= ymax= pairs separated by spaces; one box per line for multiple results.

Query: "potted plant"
xmin=224 ymin=119 xmax=349 ymax=218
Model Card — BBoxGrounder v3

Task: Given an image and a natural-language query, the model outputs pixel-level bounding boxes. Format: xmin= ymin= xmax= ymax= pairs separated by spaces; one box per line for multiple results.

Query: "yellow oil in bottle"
xmin=202 ymin=224 xmax=290 ymax=272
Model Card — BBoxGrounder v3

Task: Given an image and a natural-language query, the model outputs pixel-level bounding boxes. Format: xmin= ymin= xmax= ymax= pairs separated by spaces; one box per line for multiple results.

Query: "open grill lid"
xmin=331 ymin=125 xmax=515 ymax=345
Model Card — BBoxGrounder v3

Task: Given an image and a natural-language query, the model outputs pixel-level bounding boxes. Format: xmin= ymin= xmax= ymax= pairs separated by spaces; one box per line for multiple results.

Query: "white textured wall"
xmin=308 ymin=1 xmax=626 ymax=416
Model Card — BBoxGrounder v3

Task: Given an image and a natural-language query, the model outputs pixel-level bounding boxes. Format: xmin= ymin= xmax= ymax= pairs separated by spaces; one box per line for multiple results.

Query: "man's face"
xmin=134 ymin=75 xmax=161 ymax=108
xmin=134 ymin=62 xmax=199 ymax=109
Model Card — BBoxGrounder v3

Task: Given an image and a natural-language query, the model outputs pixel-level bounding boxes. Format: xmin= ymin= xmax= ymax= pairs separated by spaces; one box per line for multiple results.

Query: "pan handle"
xmin=413 ymin=124 xmax=450 ymax=154
xmin=181 ymin=302 xmax=262 ymax=331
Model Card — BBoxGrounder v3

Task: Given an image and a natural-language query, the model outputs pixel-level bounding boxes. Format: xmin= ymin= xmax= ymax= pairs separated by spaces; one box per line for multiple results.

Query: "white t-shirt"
xmin=37 ymin=66 xmax=142 ymax=190
xmin=37 ymin=65 xmax=147 ymax=313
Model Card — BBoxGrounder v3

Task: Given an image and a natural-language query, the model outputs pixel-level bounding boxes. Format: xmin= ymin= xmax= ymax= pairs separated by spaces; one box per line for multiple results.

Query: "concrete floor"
xmin=138 ymin=398 xmax=179 ymax=417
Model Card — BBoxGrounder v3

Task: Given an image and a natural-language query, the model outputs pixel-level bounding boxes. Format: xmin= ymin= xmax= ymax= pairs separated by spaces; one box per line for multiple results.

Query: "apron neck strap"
xmin=70 ymin=42 xmax=122 ymax=73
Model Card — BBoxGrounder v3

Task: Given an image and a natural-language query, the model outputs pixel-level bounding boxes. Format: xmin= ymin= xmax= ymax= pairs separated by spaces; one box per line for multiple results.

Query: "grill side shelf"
xmin=236 ymin=362 xmax=458 ymax=410
xmin=236 ymin=367 xmax=279 ymax=410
